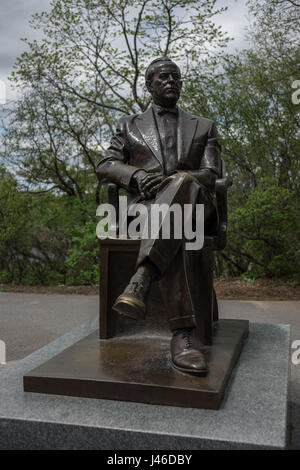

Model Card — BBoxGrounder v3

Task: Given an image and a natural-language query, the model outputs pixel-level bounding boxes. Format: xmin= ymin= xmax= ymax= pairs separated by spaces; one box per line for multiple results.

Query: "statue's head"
xmin=145 ymin=57 xmax=182 ymax=108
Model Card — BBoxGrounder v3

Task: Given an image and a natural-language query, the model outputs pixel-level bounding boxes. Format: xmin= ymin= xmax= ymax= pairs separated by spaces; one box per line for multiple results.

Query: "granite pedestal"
xmin=0 ymin=317 xmax=290 ymax=449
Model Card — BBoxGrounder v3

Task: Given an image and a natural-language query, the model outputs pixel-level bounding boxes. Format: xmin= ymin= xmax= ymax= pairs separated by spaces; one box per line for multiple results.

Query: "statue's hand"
xmin=133 ymin=171 xmax=164 ymax=199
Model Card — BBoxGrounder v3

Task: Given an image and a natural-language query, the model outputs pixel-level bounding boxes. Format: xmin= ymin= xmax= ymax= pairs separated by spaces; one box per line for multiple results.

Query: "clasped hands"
xmin=133 ymin=170 xmax=165 ymax=199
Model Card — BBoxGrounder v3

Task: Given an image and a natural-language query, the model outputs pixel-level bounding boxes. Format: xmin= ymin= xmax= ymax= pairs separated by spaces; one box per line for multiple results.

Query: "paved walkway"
xmin=0 ymin=293 xmax=97 ymax=361
xmin=0 ymin=292 xmax=299 ymax=448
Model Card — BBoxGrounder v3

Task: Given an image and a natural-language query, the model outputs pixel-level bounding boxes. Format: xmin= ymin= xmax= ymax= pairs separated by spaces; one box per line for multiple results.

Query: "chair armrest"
xmin=101 ymin=178 xmax=232 ymax=249
xmin=107 ymin=183 xmax=120 ymax=210
xmin=99 ymin=180 xmax=120 ymax=208
xmin=214 ymin=177 xmax=232 ymax=251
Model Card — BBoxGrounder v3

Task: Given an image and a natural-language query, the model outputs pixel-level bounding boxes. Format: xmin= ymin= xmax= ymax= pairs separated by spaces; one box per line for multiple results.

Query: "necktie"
xmin=159 ymin=112 xmax=178 ymax=176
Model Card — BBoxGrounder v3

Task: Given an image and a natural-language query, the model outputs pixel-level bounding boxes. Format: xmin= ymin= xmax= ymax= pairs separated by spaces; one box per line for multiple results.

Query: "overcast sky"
xmin=0 ymin=0 xmax=250 ymax=103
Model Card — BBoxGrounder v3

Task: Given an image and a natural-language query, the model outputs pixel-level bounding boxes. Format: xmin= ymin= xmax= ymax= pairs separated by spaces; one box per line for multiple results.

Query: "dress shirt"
xmin=152 ymin=104 xmax=178 ymax=176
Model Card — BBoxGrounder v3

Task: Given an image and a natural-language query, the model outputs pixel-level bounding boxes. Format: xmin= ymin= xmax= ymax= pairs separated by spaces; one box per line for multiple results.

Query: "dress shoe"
xmin=171 ymin=328 xmax=208 ymax=375
xmin=112 ymin=266 xmax=152 ymax=320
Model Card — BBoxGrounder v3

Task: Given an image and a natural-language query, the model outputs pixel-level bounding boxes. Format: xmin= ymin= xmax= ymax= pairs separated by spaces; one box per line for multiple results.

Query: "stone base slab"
xmin=0 ymin=318 xmax=290 ymax=449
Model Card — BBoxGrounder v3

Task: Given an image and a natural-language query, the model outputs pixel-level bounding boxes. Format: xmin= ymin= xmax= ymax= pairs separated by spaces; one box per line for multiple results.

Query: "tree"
xmin=0 ymin=167 xmax=33 ymax=283
xmin=0 ymin=166 xmax=101 ymax=285
xmin=0 ymin=0 xmax=232 ymax=284
xmin=182 ymin=0 xmax=300 ymax=277
xmin=1 ymin=0 xmax=298 ymax=283
xmin=2 ymin=0 xmax=229 ymax=203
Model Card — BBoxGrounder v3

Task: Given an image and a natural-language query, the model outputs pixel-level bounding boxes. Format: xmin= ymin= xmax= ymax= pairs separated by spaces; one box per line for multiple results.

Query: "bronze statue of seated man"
xmin=96 ymin=57 xmax=221 ymax=375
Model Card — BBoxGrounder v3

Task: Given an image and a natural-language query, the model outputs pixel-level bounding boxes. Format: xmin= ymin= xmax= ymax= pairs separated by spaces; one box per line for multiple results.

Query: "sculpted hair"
xmin=145 ymin=57 xmax=180 ymax=84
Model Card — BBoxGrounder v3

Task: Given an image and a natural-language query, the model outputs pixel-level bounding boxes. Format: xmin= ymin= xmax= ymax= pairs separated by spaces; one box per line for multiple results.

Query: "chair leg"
xmin=99 ymin=240 xmax=140 ymax=339
xmin=197 ymin=246 xmax=214 ymax=346
xmin=213 ymin=287 xmax=219 ymax=322
xmin=99 ymin=239 xmax=216 ymax=343
xmin=99 ymin=244 xmax=114 ymax=338
xmin=186 ymin=241 xmax=214 ymax=346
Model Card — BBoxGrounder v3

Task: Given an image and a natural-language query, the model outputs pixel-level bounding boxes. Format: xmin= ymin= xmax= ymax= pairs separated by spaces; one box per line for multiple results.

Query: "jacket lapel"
xmin=177 ymin=108 xmax=198 ymax=164
xmin=135 ymin=106 xmax=198 ymax=168
xmin=135 ymin=108 xmax=163 ymax=166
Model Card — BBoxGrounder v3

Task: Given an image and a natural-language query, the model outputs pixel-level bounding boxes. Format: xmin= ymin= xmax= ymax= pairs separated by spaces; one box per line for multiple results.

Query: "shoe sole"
xmin=171 ymin=360 xmax=208 ymax=376
xmin=113 ymin=294 xmax=146 ymax=321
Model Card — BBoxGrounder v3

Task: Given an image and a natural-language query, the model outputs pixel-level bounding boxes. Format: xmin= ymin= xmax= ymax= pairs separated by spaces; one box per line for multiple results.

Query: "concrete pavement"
xmin=0 ymin=293 xmax=97 ymax=361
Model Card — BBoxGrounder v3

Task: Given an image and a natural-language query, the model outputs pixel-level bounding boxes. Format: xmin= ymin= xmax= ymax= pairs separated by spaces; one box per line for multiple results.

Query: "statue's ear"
xmin=146 ymin=80 xmax=153 ymax=94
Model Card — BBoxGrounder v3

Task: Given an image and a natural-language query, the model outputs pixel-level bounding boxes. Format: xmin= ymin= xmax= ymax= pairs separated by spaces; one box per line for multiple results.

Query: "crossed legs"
xmin=113 ymin=172 xmax=217 ymax=374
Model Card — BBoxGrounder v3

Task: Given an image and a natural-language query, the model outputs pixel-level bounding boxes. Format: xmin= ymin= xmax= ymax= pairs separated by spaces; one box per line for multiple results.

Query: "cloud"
xmin=214 ymin=0 xmax=250 ymax=52
xmin=0 ymin=0 xmax=51 ymax=99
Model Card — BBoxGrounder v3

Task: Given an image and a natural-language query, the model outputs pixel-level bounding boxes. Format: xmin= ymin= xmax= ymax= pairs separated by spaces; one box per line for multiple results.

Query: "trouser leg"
xmin=158 ymin=244 xmax=197 ymax=331
xmin=136 ymin=171 xmax=216 ymax=275
xmin=134 ymin=172 xmax=217 ymax=333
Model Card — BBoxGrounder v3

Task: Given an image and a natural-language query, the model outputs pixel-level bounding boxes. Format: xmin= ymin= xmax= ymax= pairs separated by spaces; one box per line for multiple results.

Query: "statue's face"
xmin=147 ymin=62 xmax=182 ymax=107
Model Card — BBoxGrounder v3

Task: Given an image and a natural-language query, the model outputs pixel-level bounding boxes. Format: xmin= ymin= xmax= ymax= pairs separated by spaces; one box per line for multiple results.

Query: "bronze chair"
xmin=99 ymin=159 xmax=231 ymax=345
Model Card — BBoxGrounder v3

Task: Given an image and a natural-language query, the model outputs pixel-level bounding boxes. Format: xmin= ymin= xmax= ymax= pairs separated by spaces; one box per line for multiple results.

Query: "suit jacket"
xmin=96 ymin=106 xmax=221 ymax=206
